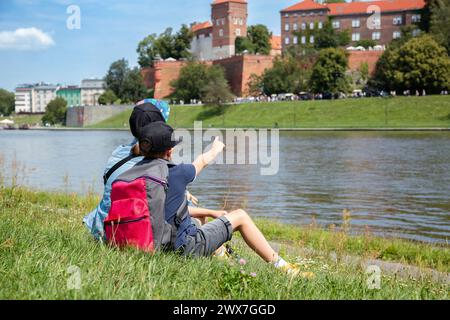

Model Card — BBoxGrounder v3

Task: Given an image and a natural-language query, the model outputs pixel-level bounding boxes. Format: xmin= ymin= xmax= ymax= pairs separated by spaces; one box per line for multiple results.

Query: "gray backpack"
xmin=104 ymin=158 xmax=188 ymax=252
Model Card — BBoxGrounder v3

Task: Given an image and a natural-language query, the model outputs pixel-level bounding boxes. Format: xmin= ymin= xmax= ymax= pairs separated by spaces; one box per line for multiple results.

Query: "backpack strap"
xmin=174 ymin=196 xmax=189 ymax=227
xmin=103 ymin=154 xmax=139 ymax=185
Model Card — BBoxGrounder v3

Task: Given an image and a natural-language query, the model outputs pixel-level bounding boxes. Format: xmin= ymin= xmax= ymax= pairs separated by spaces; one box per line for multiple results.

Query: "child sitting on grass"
xmin=138 ymin=121 xmax=313 ymax=278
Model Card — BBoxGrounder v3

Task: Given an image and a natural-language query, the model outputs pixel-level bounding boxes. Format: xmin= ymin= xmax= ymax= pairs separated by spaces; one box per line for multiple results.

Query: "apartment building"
xmin=81 ymin=79 xmax=105 ymax=106
xmin=280 ymin=0 xmax=425 ymax=50
xmin=14 ymin=83 xmax=58 ymax=114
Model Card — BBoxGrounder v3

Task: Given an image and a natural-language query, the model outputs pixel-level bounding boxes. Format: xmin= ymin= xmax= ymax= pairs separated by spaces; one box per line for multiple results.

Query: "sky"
xmin=0 ymin=0 xmax=296 ymax=91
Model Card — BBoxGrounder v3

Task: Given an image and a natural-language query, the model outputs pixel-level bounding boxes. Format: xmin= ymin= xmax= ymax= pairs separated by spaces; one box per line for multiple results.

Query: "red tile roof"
xmin=328 ymin=0 xmax=425 ymax=16
xmin=212 ymin=0 xmax=247 ymax=5
xmin=281 ymin=0 xmax=327 ymax=12
xmin=191 ymin=21 xmax=213 ymax=33
xmin=281 ymin=0 xmax=425 ymax=15
xmin=271 ymin=35 xmax=282 ymax=50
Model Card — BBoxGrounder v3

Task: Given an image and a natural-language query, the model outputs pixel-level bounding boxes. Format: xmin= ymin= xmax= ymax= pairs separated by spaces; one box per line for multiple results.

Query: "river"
xmin=0 ymin=129 xmax=449 ymax=244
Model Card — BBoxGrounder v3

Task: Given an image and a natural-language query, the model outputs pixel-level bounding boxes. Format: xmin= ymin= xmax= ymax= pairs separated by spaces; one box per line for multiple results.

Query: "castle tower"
xmin=211 ymin=0 xmax=248 ymax=60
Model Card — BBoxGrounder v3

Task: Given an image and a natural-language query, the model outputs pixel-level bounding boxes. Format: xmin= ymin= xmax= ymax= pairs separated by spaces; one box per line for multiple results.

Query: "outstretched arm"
xmin=192 ymin=137 xmax=225 ymax=176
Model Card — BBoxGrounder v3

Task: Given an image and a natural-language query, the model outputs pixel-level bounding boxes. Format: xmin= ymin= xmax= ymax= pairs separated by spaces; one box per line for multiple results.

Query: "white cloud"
xmin=0 ymin=27 xmax=55 ymax=51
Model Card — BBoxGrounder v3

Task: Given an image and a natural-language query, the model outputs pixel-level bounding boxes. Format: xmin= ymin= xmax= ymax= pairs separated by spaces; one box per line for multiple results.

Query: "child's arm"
xmin=193 ymin=137 xmax=225 ymax=176
xmin=189 ymin=207 xmax=227 ymax=219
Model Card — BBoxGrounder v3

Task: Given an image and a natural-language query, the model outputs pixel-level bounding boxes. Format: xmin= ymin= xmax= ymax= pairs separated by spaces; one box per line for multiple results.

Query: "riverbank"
xmin=91 ymin=96 xmax=450 ymax=129
xmin=0 ymin=186 xmax=448 ymax=299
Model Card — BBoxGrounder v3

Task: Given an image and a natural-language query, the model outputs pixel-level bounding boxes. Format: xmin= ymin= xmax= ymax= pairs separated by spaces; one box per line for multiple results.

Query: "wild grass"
xmin=0 ymin=186 xmax=448 ymax=300
xmin=89 ymin=96 xmax=450 ymax=129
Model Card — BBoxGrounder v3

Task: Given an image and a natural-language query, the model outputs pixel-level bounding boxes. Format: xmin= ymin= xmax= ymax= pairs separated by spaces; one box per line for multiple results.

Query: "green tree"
xmin=235 ymin=24 xmax=271 ymax=55
xmin=374 ymin=35 xmax=450 ymax=93
xmin=121 ymin=67 xmax=148 ymax=103
xmin=98 ymin=90 xmax=118 ymax=105
xmin=137 ymin=25 xmax=194 ymax=68
xmin=429 ymin=0 xmax=450 ymax=54
xmin=260 ymin=56 xmax=309 ymax=95
xmin=105 ymin=58 xmax=128 ymax=99
xmin=105 ymin=59 xmax=149 ymax=103
xmin=42 ymin=97 xmax=67 ymax=125
xmin=309 ymin=48 xmax=350 ymax=94
xmin=0 ymin=89 xmax=15 ymax=116
xmin=201 ymin=66 xmax=235 ymax=106
xmin=356 ymin=39 xmax=377 ymax=49
xmin=171 ymin=63 xmax=233 ymax=104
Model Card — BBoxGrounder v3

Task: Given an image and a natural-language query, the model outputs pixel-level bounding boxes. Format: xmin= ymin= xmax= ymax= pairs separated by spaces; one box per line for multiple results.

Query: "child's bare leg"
xmin=224 ymin=209 xmax=278 ymax=263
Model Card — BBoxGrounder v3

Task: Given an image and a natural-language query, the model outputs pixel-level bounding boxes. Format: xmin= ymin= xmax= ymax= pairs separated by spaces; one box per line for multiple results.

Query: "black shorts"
xmin=182 ymin=216 xmax=233 ymax=257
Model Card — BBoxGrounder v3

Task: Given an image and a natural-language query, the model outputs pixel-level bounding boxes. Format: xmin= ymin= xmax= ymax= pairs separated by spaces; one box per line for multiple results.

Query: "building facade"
xmin=32 ymin=84 xmax=58 ymax=113
xmin=15 ymin=83 xmax=59 ymax=114
xmin=191 ymin=0 xmax=249 ymax=61
xmin=14 ymin=86 xmax=34 ymax=113
xmin=81 ymin=79 xmax=105 ymax=106
xmin=56 ymin=86 xmax=81 ymax=107
xmin=280 ymin=0 xmax=425 ymax=51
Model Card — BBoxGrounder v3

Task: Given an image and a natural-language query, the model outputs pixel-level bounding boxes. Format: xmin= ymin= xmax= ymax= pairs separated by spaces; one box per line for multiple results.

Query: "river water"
xmin=0 ymin=130 xmax=449 ymax=244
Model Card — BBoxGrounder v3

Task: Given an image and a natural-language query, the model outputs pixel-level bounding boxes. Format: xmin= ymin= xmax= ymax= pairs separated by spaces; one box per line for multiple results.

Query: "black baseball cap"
xmin=129 ymin=103 xmax=165 ymax=138
xmin=139 ymin=121 xmax=182 ymax=153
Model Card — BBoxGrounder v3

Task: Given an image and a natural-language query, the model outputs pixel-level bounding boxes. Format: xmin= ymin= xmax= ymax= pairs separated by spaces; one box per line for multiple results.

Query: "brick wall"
xmin=348 ymin=50 xmax=383 ymax=75
xmin=141 ymin=61 xmax=190 ymax=99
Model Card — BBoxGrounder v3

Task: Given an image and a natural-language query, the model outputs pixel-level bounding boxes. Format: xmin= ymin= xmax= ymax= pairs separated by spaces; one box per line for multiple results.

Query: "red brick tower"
xmin=211 ymin=0 xmax=248 ymax=60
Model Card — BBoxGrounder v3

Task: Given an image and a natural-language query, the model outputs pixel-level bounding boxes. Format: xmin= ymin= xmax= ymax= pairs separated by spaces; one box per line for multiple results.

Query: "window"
xmin=233 ymin=18 xmax=238 ymax=25
xmin=216 ymin=19 xmax=220 ymax=26
xmin=332 ymin=20 xmax=340 ymax=29
xmin=352 ymin=19 xmax=360 ymax=28
xmin=393 ymin=31 xmax=401 ymax=39
xmin=301 ymin=22 xmax=306 ymax=30
xmin=352 ymin=33 xmax=360 ymax=41
xmin=285 ymin=23 xmax=290 ymax=31
xmin=285 ymin=37 xmax=290 ymax=45
xmin=393 ymin=16 xmax=402 ymax=25
xmin=412 ymin=29 xmax=421 ymax=37
xmin=309 ymin=22 xmax=314 ymax=30
xmin=235 ymin=29 xmax=241 ymax=36
xmin=310 ymin=35 xmax=314 ymax=44
xmin=318 ymin=21 xmax=323 ymax=29
xmin=219 ymin=29 xmax=224 ymax=37
xmin=239 ymin=18 xmax=243 ymax=25
xmin=301 ymin=36 xmax=306 ymax=44
xmin=372 ymin=18 xmax=381 ymax=29
xmin=222 ymin=18 xmax=226 ymax=25
xmin=293 ymin=23 xmax=298 ymax=31
xmin=412 ymin=14 xmax=421 ymax=23
xmin=372 ymin=32 xmax=381 ymax=40
xmin=293 ymin=36 xmax=298 ymax=44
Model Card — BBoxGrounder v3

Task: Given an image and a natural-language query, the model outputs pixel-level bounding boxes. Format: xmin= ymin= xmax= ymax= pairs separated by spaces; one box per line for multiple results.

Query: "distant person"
xmin=121 ymin=121 xmax=314 ymax=278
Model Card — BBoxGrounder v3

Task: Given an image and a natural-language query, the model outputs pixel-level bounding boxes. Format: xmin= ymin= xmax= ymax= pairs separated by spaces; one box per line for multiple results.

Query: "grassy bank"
xmin=90 ymin=96 xmax=450 ymax=129
xmin=0 ymin=114 xmax=43 ymax=126
xmin=0 ymin=186 xmax=448 ymax=299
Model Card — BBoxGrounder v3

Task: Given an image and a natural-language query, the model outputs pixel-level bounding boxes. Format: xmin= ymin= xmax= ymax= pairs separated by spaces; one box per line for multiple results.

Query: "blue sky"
xmin=0 ymin=0 xmax=295 ymax=91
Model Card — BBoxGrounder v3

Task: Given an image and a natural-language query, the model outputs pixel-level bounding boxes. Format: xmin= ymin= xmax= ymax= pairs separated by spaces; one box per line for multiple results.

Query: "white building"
xmin=32 ymin=84 xmax=58 ymax=113
xmin=14 ymin=86 xmax=34 ymax=113
xmin=81 ymin=79 xmax=105 ymax=106
xmin=14 ymin=83 xmax=58 ymax=114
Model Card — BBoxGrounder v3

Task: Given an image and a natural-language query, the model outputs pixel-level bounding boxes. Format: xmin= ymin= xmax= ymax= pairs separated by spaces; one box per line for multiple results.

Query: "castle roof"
xmin=328 ymin=0 xmax=425 ymax=16
xmin=281 ymin=0 xmax=425 ymax=15
xmin=191 ymin=21 xmax=213 ymax=33
xmin=281 ymin=0 xmax=327 ymax=13
xmin=271 ymin=35 xmax=282 ymax=51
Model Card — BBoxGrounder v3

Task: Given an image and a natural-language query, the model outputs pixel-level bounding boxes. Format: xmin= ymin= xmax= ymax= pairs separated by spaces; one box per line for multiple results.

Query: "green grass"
xmin=90 ymin=96 xmax=450 ymax=129
xmin=0 ymin=186 xmax=448 ymax=300
xmin=0 ymin=114 xmax=43 ymax=126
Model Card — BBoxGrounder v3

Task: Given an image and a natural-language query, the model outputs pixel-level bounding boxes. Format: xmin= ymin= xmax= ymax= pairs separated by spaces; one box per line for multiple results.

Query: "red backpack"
xmin=104 ymin=159 xmax=187 ymax=252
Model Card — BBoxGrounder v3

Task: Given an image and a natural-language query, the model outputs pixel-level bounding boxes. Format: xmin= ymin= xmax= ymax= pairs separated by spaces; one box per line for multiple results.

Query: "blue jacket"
xmin=83 ymin=140 xmax=143 ymax=240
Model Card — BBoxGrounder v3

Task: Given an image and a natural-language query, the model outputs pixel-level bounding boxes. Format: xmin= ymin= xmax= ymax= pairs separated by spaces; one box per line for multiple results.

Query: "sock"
xmin=273 ymin=256 xmax=288 ymax=269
